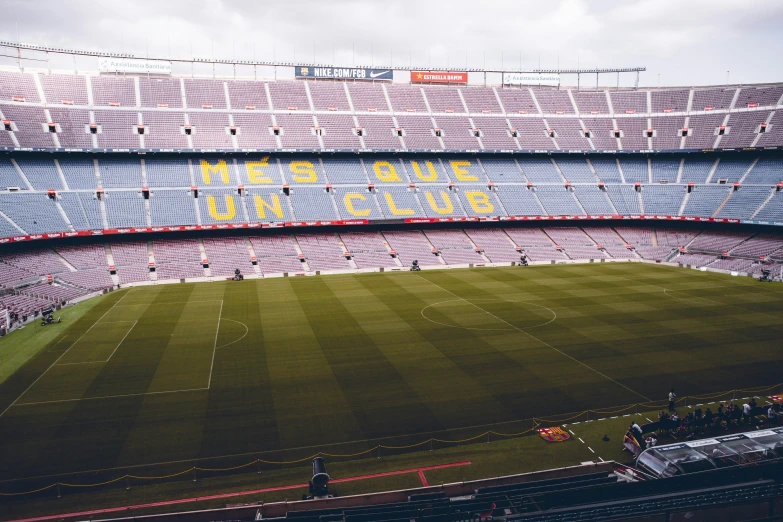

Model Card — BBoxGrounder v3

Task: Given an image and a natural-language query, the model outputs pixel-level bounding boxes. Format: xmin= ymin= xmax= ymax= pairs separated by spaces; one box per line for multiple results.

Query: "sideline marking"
xmin=415 ymin=275 xmax=651 ymax=402
xmin=5 ymin=461 xmax=471 ymax=522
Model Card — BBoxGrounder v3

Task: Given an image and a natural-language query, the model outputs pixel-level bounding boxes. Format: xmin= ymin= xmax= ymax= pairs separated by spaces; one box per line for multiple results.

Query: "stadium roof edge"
xmin=0 ymin=40 xmax=644 ymax=76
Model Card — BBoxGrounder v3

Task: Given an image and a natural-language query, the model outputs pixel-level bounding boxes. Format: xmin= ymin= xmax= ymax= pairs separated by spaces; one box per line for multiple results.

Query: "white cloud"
xmin=1 ymin=0 xmax=781 ymax=86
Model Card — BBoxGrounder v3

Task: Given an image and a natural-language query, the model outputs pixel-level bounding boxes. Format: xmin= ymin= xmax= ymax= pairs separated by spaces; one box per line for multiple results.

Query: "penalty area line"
xmin=0 ymin=290 xmax=132 ymax=417
xmin=55 ymin=320 xmax=139 ymax=366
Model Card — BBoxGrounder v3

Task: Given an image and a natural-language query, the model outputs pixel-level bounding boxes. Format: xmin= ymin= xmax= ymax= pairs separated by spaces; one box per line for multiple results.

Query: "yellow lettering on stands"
xmin=290 ymin=161 xmax=318 ymax=183
xmin=383 ymin=192 xmax=415 ymax=216
xmin=424 ymin=191 xmax=454 ymax=215
xmin=450 ymin=160 xmax=477 ymax=181
xmin=344 ymin=194 xmax=371 ymax=217
xmin=207 ymin=195 xmax=236 ymax=221
xmin=373 ymin=161 xmax=401 ymax=182
xmin=465 ymin=191 xmax=494 ymax=213
xmin=200 ymin=159 xmax=230 ymax=185
xmin=246 ymin=157 xmax=273 ymax=184
xmin=410 ymin=161 xmax=439 ymax=181
xmin=253 ymin=194 xmax=283 ymax=219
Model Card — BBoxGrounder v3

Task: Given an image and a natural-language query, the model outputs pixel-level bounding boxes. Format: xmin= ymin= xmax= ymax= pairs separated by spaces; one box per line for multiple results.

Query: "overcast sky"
xmin=1 ymin=0 xmax=782 ymax=87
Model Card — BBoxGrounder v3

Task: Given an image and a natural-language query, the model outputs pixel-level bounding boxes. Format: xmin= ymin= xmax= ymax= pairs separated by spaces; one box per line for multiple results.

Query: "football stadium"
xmin=1 ymin=3 xmax=783 ymax=521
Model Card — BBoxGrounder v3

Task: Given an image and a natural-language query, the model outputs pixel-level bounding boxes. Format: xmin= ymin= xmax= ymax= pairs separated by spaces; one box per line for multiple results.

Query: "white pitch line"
xmin=588 ymin=446 xmax=595 ymax=453
xmin=215 ymin=318 xmax=249 ymax=349
xmin=621 ymin=274 xmax=783 ymax=322
xmin=0 ymin=336 xmax=67 ymax=418
xmin=207 ymin=300 xmax=224 ymax=389
xmin=578 ymin=437 xmax=585 ymax=444
xmin=13 ymin=387 xmax=209 ymax=407
xmin=415 ymin=275 xmax=651 ymax=402
xmin=104 ymin=320 xmax=138 ymax=362
xmin=419 ymin=298 xmax=557 ymax=332
xmin=113 ymin=299 xmax=225 ymax=307
xmin=569 ymin=430 xmax=575 ymax=436
xmin=55 ymin=320 xmax=138 ymax=366
xmin=0 ymin=290 xmax=132 ymax=417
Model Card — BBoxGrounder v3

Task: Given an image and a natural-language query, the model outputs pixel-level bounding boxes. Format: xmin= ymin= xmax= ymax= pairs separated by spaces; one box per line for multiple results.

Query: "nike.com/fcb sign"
xmin=411 ymin=71 xmax=468 ymax=83
xmin=295 ymin=67 xmax=393 ymax=81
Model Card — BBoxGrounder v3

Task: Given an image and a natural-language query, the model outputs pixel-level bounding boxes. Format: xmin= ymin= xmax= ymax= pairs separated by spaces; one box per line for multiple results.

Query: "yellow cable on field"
xmin=320 ymin=448 xmax=377 ymax=457
xmin=59 ymin=476 xmax=126 ymax=487
xmin=195 ymin=461 xmax=258 ymax=472
xmin=256 ymin=454 xmax=320 ymax=465
xmin=587 ymin=404 xmax=637 ymax=415
xmin=0 ymin=483 xmax=59 ymax=496
xmin=380 ymin=440 xmax=432 ymax=450
xmin=432 ymin=433 xmax=488 ymax=444
xmin=489 ymin=424 xmax=541 ymax=437
xmin=533 ymin=411 xmax=587 ymax=424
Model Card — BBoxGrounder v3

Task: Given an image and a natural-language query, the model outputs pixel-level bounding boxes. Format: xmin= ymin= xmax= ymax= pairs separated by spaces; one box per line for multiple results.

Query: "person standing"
xmin=668 ymin=389 xmax=677 ymax=412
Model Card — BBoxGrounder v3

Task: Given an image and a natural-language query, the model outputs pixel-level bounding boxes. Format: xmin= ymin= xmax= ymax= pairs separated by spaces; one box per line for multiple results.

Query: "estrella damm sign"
xmin=539 ymin=427 xmax=571 ymax=442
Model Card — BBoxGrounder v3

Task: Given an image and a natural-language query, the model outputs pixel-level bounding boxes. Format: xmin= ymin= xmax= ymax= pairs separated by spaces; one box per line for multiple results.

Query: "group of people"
xmin=622 ymin=390 xmax=782 ymax=458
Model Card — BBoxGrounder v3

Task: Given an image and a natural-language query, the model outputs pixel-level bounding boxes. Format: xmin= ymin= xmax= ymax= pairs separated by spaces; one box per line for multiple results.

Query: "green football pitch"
xmin=1 ymin=263 xmax=782 ymax=490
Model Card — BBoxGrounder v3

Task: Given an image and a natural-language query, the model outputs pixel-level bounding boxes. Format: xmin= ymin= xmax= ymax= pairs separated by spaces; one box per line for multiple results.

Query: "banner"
xmin=410 ymin=71 xmax=468 ymax=84
xmin=503 ymin=72 xmax=560 ymax=86
xmin=295 ymin=66 xmax=392 ymax=81
xmin=98 ymin=57 xmax=172 ymax=75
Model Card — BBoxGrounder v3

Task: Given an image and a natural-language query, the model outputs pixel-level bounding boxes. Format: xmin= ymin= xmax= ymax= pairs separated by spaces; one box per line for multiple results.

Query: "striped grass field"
xmin=0 ymin=262 xmax=782 ymax=494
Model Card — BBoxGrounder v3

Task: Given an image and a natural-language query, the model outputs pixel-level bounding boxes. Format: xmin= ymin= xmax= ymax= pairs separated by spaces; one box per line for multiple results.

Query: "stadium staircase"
xmin=712 ymin=189 xmax=735 ymax=217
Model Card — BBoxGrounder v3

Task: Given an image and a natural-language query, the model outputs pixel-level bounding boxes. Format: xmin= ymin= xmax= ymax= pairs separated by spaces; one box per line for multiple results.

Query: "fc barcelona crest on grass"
xmin=539 ymin=427 xmax=571 ymax=442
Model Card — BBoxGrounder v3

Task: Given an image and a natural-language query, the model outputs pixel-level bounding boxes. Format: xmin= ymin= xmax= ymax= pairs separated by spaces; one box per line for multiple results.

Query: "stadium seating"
xmin=339 ymin=231 xmax=396 ymax=268
xmin=2 ymin=70 xmax=783 ymax=338
xmin=0 ymin=225 xmax=779 ymax=303
xmin=249 ymin=234 xmax=306 ymax=274
xmin=534 ymin=185 xmax=584 ymax=215
xmin=152 ymin=239 xmax=204 ymax=280
xmin=681 ymin=185 xmax=730 ymax=217
xmin=640 ymin=184 xmax=685 ymax=215
xmin=573 ymin=186 xmax=616 ymax=214
xmin=1 ymin=150 xmax=782 ymax=241
xmin=464 ymin=228 xmax=519 ymax=262
xmin=202 ymin=237 xmax=253 ymax=277
xmin=5 ymin=73 xmax=781 ymax=155
xmin=383 ymin=230 xmax=442 ymax=266
xmin=424 ymin=229 xmax=483 ymax=264
xmin=296 ymin=233 xmax=351 ymax=271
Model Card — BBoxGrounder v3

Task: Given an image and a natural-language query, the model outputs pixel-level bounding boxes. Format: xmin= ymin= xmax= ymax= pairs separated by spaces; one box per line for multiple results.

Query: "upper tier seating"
xmin=2 ymin=73 xmax=780 ymax=152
